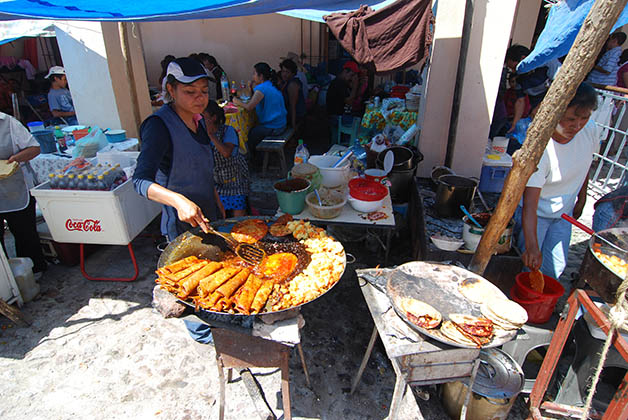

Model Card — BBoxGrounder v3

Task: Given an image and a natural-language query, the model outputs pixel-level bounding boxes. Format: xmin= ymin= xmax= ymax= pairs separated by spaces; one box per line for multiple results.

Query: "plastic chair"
xmin=335 ymin=115 xmax=360 ymax=146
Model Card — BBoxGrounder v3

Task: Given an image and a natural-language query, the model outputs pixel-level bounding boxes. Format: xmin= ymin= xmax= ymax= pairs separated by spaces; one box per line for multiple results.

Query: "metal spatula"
xmin=205 ymin=225 xmax=266 ymax=265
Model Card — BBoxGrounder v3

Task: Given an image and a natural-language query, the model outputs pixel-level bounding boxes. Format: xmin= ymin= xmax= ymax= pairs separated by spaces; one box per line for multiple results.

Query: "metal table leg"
xmin=388 ymin=369 xmax=408 ymax=420
xmin=350 ymin=326 xmax=379 ymax=394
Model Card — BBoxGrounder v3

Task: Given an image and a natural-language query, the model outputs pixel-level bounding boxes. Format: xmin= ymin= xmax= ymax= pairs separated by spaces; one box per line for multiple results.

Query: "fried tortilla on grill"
xmin=257 ymin=253 xmax=298 ymax=284
xmin=234 ymin=274 xmax=263 ymax=314
xmin=449 ymin=314 xmax=494 ymax=337
xmin=399 ymin=298 xmax=442 ymax=329
xmin=270 ymin=214 xmax=293 ymax=237
xmin=198 ymin=267 xmax=241 ymax=298
xmin=231 ymin=219 xmax=268 ymax=244
xmin=251 ymin=281 xmax=274 ymax=314
xmin=215 ymin=268 xmax=250 ymax=298
xmin=177 ymin=262 xmax=223 ymax=299
xmin=156 ymin=256 xmax=200 ymax=276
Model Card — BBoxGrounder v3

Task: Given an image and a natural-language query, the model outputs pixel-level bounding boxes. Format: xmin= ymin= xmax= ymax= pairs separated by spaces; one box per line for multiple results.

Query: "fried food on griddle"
xmin=164 ymin=261 xmax=208 ymax=282
xmin=215 ymin=269 xmax=250 ymax=298
xmin=156 ymin=256 xmax=200 ymax=276
xmin=529 ymin=270 xmax=545 ymax=293
xmin=177 ymin=262 xmax=222 ymax=299
xmin=270 ymin=214 xmax=293 ymax=237
xmin=259 ymin=253 xmax=298 ymax=283
xmin=449 ymin=314 xmax=494 ymax=337
xmin=400 ymin=298 xmax=442 ymax=329
xmin=251 ymin=281 xmax=274 ymax=314
xmin=234 ymin=274 xmax=263 ymax=315
xmin=231 ymin=219 xmax=268 ymax=244
xmin=198 ymin=267 xmax=241 ymax=298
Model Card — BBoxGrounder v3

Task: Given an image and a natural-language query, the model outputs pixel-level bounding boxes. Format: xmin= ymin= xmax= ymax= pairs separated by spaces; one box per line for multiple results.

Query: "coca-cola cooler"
xmin=31 ymin=179 xmax=161 ymax=245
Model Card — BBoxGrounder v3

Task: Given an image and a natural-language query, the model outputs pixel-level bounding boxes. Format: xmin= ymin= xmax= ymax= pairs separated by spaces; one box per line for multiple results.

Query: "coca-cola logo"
xmin=65 ymin=218 xmax=102 ymax=232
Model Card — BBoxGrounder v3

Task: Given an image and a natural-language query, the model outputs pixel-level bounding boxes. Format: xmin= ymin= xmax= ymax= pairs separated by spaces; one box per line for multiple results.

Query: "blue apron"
xmin=153 ymin=105 xmax=217 ymax=240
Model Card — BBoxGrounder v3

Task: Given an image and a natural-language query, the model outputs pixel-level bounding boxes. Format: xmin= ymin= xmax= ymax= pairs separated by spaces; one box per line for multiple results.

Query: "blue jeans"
xmin=513 ymin=206 xmax=572 ymax=280
xmin=593 ymin=201 xmax=619 ymax=232
xmin=184 ymin=314 xmax=255 ymax=344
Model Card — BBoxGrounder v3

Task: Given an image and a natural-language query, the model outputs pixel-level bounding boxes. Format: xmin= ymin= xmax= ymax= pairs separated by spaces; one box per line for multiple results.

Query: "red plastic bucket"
xmin=515 ymin=272 xmax=564 ymax=300
xmin=510 ymin=272 xmax=565 ymax=323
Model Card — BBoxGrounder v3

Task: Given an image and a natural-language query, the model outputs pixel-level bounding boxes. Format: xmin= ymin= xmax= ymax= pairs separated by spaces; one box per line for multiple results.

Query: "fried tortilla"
xmin=400 ymin=298 xmax=442 ymax=329
xmin=177 ymin=262 xmax=222 ymax=299
xmin=449 ymin=314 xmax=494 ymax=337
xmin=458 ymin=277 xmax=502 ymax=304
xmin=231 ymin=219 xmax=268 ymax=244
xmin=258 ymin=252 xmax=298 ymax=283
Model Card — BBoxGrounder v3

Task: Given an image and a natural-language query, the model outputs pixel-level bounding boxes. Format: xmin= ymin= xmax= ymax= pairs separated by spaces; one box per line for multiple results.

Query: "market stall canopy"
xmin=0 ymin=19 xmax=55 ymax=45
xmin=324 ymin=0 xmax=433 ymax=73
xmin=518 ymin=0 xmax=628 ymax=73
xmin=0 ymin=0 xmax=397 ymax=22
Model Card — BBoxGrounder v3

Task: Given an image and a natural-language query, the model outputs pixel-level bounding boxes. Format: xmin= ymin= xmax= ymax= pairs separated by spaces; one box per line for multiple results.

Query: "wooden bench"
xmin=255 ymin=127 xmax=295 ymax=177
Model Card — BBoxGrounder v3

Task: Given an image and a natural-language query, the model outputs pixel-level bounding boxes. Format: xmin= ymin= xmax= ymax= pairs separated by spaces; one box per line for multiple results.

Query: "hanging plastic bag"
xmin=72 ymin=126 xmax=108 ymax=158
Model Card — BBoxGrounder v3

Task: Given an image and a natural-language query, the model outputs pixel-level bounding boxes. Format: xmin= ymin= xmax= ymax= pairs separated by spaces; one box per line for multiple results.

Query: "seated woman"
xmin=233 ymin=62 xmax=286 ymax=158
xmin=279 ymin=58 xmax=306 ymax=129
xmin=202 ymin=100 xmax=249 ymax=217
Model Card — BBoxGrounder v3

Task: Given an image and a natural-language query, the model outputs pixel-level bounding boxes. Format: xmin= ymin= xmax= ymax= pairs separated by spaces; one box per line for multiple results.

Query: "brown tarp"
xmin=324 ymin=0 xmax=434 ymax=73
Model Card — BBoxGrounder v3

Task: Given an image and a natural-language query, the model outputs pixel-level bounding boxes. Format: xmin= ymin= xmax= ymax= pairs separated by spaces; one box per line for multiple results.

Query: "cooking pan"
xmin=157 ymin=216 xmax=347 ymax=316
xmin=579 ymin=226 xmax=628 ymax=304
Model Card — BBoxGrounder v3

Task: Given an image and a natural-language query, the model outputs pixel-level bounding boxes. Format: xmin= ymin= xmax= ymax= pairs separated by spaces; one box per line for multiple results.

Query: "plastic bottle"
xmin=76 ymin=174 xmax=86 ymax=190
xmin=110 ymin=164 xmax=127 ymax=187
xmin=56 ymin=174 xmax=67 ymax=190
xmin=397 ymin=124 xmax=419 ymax=146
xmin=66 ymin=174 xmax=76 ymax=190
xmin=349 ymin=138 xmax=367 ymax=165
xmin=294 ymin=139 xmax=310 ymax=165
xmin=48 ymin=173 xmax=57 ymax=189
xmin=220 ymin=72 xmax=229 ymax=101
xmin=96 ymin=175 xmax=107 ymax=191
xmin=86 ymin=174 xmax=96 ymax=190
xmin=230 ymin=81 xmax=237 ymax=97
xmin=54 ymin=126 xmax=66 ymax=152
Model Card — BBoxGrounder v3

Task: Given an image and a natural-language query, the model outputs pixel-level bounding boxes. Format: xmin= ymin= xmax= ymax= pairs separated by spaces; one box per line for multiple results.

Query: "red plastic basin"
xmin=515 ymin=272 xmax=564 ymax=300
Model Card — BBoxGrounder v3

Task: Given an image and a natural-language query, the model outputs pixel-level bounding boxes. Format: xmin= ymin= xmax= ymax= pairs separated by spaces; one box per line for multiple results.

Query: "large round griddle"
xmin=386 ymin=261 xmax=517 ymax=349
xmin=157 ymin=216 xmax=346 ymax=316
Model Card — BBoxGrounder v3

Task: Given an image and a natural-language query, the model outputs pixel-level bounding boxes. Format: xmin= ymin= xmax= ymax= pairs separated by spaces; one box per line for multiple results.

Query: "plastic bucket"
xmin=510 ymin=286 xmax=553 ymax=324
xmin=274 ymin=178 xmax=310 ymax=215
xmin=27 ymin=121 xmax=44 ymax=132
xmin=105 ymin=129 xmax=127 ymax=143
xmin=32 ymin=129 xmax=57 ymax=154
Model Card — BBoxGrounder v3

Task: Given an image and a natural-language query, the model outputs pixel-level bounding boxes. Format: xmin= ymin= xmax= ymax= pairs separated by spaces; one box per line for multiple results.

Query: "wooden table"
xmin=276 ymin=190 xmax=396 ymax=265
xmin=352 ymin=268 xmax=481 ymax=419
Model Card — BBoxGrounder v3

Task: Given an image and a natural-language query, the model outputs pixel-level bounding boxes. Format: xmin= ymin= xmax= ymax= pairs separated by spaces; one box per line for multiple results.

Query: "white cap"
xmin=166 ymin=58 xmax=209 ymax=84
xmin=45 ymin=66 xmax=66 ymax=79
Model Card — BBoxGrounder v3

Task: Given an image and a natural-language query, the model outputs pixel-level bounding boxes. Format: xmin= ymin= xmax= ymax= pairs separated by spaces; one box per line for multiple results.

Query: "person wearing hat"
xmin=281 ymin=52 xmax=309 ymax=103
xmin=45 ymin=66 xmax=78 ymax=125
xmin=133 ymin=57 xmax=225 ymax=243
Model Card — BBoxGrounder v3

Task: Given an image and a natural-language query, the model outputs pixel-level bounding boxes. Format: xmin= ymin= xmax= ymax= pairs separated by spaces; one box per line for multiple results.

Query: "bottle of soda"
xmin=48 ymin=173 xmax=57 ymax=189
xmin=56 ymin=174 xmax=67 ymax=190
xmin=230 ymin=81 xmax=237 ymax=97
xmin=76 ymin=174 xmax=86 ymax=190
xmin=86 ymin=174 xmax=96 ymax=190
xmin=96 ymin=175 xmax=107 ymax=191
xmin=66 ymin=174 xmax=76 ymax=190
xmin=220 ymin=72 xmax=229 ymax=102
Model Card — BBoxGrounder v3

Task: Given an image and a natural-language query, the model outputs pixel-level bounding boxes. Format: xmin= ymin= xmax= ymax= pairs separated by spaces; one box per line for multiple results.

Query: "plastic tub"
xmin=308 ymin=155 xmax=351 ymax=188
xmin=305 ymin=190 xmax=346 ymax=219
xmin=9 ymin=257 xmax=39 ymax=303
xmin=27 ymin=121 xmax=44 ymax=132
xmin=510 ymin=286 xmax=554 ymax=324
xmin=32 ymin=130 xmax=57 ymax=154
xmin=105 ymin=129 xmax=127 ymax=143
xmin=515 ymin=271 xmax=565 ymax=300
xmin=274 ymin=178 xmax=310 ymax=215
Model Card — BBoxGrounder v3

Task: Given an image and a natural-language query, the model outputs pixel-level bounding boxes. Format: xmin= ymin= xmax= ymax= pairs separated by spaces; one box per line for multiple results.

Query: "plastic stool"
xmin=335 ymin=116 xmax=360 ymax=146
xmin=501 ymin=324 xmax=554 ymax=393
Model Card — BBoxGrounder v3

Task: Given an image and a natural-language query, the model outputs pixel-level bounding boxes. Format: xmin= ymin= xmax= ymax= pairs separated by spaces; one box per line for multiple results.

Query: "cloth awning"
xmin=324 ymin=0 xmax=433 ymax=73
xmin=0 ymin=0 xmax=397 ymax=22
xmin=0 ymin=20 xmax=55 ymax=45
xmin=518 ymin=0 xmax=628 ymax=73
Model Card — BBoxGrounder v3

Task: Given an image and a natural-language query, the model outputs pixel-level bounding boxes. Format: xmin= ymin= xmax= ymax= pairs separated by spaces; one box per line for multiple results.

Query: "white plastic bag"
xmin=72 ymin=126 xmax=108 ymax=158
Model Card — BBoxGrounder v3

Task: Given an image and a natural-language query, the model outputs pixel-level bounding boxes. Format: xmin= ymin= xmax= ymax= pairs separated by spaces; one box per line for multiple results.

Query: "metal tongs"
xmin=205 ymin=225 xmax=266 ymax=265
xmin=561 ymin=213 xmax=628 ymax=254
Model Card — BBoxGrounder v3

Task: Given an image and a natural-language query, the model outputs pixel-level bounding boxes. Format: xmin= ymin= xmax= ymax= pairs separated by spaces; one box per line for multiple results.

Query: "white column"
xmin=54 ymin=21 xmax=122 ymax=130
xmin=417 ymin=0 xmax=466 ymax=177
xmin=511 ymin=0 xmax=542 ymax=47
xmin=450 ymin=0 xmax=518 ymax=177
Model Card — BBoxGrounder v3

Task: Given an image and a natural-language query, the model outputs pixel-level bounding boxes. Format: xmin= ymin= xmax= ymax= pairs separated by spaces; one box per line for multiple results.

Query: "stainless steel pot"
xmin=376 ymin=146 xmax=424 ymax=203
xmin=579 ymin=227 xmax=628 ymax=304
xmin=442 ymin=348 xmax=524 ymax=420
xmin=434 ymin=175 xmax=478 ymax=218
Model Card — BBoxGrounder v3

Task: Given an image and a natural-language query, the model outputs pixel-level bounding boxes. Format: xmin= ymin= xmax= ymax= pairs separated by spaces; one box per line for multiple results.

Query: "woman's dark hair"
xmin=254 ymin=62 xmax=280 ymax=89
xmin=159 ymin=55 xmax=176 ymax=84
xmin=506 ymin=44 xmax=530 ymax=62
xmin=280 ymin=59 xmax=298 ymax=75
xmin=204 ymin=100 xmax=226 ymax=125
xmin=611 ymin=31 xmax=627 ymax=46
xmin=567 ymin=82 xmax=598 ymax=111
xmin=199 ymin=54 xmax=218 ymax=67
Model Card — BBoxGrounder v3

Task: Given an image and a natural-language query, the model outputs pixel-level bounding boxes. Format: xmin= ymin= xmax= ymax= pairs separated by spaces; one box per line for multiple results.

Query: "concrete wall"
xmin=54 ymin=21 xmax=122 ymax=130
xmin=511 ymin=0 xmax=542 ymax=48
xmin=450 ymin=0 xmax=518 ymax=177
xmin=139 ymin=15 xmax=321 ymax=87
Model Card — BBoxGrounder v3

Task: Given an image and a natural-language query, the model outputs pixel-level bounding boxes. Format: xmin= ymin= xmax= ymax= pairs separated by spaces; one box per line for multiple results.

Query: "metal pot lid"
xmin=469 ymin=348 xmax=524 ymax=399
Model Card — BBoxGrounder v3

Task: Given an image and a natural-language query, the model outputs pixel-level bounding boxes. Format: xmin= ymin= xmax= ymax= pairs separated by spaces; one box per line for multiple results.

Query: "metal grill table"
xmin=352 ymin=268 xmax=481 ymax=419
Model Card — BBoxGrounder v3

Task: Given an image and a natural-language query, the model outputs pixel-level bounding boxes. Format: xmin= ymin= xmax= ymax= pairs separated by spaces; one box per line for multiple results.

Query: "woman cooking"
xmin=133 ymin=57 xmax=225 ymax=242
xmin=232 ymin=62 xmax=286 ymax=159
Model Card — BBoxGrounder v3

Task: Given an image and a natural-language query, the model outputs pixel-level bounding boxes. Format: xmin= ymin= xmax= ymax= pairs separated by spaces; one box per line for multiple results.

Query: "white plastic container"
xmin=491 ymin=136 xmax=509 ymax=154
xmin=96 ymin=151 xmax=139 ymax=168
xmin=308 ymin=155 xmax=352 ymax=188
xmin=9 ymin=258 xmax=38 ymax=303
xmin=31 ymin=178 xmax=161 ymax=245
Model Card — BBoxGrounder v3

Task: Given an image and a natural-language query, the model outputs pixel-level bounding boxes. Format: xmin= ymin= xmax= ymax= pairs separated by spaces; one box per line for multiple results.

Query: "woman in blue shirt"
xmin=233 ymin=62 xmax=286 ymax=158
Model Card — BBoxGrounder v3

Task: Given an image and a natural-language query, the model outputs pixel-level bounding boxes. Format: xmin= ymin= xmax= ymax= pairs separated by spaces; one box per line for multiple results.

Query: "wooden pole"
xmin=468 ymin=0 xmax=628 ymax=275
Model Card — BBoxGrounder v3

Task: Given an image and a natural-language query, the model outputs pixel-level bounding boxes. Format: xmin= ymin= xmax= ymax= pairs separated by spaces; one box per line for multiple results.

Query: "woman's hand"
xmin=522 ymin=246 xmax=542 ymax=272
xmin=174 ymin=195 xmax=210 ymax=233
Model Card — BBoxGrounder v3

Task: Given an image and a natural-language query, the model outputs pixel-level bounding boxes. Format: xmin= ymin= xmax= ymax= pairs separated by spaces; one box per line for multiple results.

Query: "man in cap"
xmin=45 ymin=66 xmax=78 ymax=125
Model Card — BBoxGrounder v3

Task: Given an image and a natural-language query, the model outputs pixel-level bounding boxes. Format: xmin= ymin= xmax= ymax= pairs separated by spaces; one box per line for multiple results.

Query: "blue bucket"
xmin=32 ymin=129 xmax=57 ymax=154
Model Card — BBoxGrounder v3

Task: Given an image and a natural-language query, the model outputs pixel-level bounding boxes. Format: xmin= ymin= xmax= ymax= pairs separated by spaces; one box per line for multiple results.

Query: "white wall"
xmin=54 ymin=21 xmax=122 ymax=130
xmin=139 ymin=14 xmax=321 ymax=87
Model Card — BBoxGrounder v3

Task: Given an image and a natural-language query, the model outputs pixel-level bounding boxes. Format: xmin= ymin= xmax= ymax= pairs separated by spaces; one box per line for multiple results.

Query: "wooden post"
xmin=0 ymin=299 xmax=31 ymax=326
xmin=468 ymin=0 xmax=628 ymax=275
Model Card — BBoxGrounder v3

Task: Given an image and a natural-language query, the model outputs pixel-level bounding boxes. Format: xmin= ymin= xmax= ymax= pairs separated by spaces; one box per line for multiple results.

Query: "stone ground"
xmin=0 ymin=122 xmax=604 ymax=420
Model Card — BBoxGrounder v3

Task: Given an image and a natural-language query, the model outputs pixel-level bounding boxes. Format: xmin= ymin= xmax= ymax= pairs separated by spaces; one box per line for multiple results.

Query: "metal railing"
xmin=589 ymin=88 xmax=628 ymax=198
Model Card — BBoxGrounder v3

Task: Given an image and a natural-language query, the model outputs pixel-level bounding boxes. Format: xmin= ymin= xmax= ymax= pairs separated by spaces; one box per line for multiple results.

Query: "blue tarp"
xmin=518 ymin=0 xmax=628 ymax=73
xmin=0 ymin=0 xmax=396 ymax=22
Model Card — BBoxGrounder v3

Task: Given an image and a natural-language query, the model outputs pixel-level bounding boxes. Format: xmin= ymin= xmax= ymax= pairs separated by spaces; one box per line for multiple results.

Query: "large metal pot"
xmin=579 ymin=227 xmax=628 ymax=304
xmin=434 ymin=175 xmax=478 ymax=218
xmin=442 ymin=348 xmax=524 ymax=420
xmin=376 ymin=146 xmax=424 ymax=203
xmin=376 ymin=145 xmax=419 ymax=171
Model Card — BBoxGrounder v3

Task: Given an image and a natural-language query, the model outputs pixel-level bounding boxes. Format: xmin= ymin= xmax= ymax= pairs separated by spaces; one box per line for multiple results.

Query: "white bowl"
xmin=308 ymin=155 xmax=351 ymax=188
xmin=431 ymin=235 xmax=465 ymax=251
xmin=347 ymin=195 xmax=384 ymax=213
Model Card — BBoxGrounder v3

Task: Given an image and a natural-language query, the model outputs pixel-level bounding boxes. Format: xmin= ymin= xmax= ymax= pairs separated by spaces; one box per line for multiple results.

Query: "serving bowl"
xmin=430 ymin=235 xmax=465 ymax=251
xmin=308 ymin=155 xmax=351 ymax=188
xmin=306 ymin=189 xmax=346 ymax=219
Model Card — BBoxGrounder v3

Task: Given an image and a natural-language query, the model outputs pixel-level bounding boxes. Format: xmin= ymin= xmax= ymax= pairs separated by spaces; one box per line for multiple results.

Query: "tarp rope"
xmin=582 ymin=271 xmax=628 ymax=418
